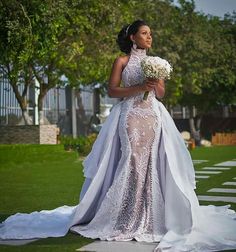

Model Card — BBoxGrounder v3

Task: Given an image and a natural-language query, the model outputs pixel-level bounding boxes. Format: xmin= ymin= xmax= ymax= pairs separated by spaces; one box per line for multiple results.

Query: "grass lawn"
xmin=191 ymin=145 xmax=236 ymax=210
xmin=0 ymin=144 xmax=93 ymax=252
xmin=0 ymin=144 xmax=236 ymax=252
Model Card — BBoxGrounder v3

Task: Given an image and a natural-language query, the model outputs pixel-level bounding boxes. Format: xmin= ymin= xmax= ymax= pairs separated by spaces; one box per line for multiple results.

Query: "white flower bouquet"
xmin=141 ymin=56 xmax=173 ymax=100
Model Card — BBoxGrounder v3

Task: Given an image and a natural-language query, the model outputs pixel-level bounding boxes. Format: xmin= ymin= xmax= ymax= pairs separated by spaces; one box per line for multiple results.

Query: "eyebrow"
xmin=140 ymin=30 xmax=151 ymax=33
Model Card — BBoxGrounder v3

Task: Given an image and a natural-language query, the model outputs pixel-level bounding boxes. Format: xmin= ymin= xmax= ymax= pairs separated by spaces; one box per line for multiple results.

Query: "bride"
xmin=1 ymin=20 xmax=236 ymax=252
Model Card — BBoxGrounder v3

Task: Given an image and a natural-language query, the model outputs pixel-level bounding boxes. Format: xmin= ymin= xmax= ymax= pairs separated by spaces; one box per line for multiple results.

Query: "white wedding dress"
xmin=1 ymin=47 xmax=236 ymax=252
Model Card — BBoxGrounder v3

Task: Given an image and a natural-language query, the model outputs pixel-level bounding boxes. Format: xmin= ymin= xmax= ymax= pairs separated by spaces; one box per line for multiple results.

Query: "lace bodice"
xmin=121 ymin=47 xmax=147 ymax=87
xmin=121 ymin=47 xmax=155 ymax=100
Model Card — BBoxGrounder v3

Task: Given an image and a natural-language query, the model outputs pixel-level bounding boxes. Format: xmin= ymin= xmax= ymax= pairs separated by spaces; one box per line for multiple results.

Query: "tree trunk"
xmin=9 ymin=66 xmax=34 ymax=125
xmin=93 ymin=88 xmax=100 ymax=124
xmin=11 ymin=84 xmax=32 ymax=125
xmin=76 ymin=89 xmax=88 ymax=135
xmin=38 ymin=84 xmax=50 ymax=125
xmin=19 ymin=109 xmax=32 ymax=125
xmin=196 ymin=115 xmax=202 ymax=131
xmin=188 ymin=106 xmax=202 ymax=146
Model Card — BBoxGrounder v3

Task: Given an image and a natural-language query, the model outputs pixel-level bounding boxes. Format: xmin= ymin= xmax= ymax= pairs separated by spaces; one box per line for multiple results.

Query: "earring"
xmin=132 ymin=41 xmax=137 ymax=49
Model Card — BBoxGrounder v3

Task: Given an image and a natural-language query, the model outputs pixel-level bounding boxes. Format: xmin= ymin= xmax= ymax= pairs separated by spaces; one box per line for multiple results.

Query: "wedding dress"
xmin=0 ymin=47 xmax=236 ymax=252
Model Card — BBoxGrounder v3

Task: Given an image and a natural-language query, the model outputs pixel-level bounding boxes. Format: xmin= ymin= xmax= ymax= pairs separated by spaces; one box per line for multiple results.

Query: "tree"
xmin=0 ymin=0 xmax=133 ymax=124
xmin=0 ymin=0 xmax=35 ymax=124
xmin=1 ymin=0 xmax=235 ymax=138
xmin=176 ymin=2 xmax=236 ymax=142
xmin=132 ymin=0 xmax=236 ymax=142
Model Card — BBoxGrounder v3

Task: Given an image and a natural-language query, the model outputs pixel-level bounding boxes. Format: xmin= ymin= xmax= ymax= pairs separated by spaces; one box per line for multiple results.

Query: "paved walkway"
xmin=77 ymin=240 xmax=158 ymax=252
xmin=196 ymin=159 xmax=236 ymax=204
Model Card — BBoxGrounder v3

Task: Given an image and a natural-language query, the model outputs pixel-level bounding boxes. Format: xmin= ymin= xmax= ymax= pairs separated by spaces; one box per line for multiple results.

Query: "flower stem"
xmin=143 ymin=91 xmax=149 ymax=100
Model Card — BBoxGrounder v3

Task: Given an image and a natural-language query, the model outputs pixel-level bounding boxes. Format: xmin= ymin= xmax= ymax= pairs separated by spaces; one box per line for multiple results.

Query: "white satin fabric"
xmin=1 ymin=47 xmax=236 ymax=251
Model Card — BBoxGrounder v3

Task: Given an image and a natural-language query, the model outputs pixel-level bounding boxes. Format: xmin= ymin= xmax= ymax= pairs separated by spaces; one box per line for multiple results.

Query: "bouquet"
xmin=141 ymin=56 xmax=173 ymax=100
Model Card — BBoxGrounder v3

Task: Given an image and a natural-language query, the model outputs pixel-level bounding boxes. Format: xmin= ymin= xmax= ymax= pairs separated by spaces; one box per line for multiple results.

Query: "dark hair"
xmin=116 ymin=20 xmax=148 ymax=54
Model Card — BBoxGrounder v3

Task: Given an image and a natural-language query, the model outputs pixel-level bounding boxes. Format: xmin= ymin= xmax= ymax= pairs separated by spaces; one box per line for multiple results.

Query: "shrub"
xmin=59 ymin=134 xmax=98 ymax=156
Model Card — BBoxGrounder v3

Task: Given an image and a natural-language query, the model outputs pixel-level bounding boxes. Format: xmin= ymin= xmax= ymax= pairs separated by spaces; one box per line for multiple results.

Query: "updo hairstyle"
xmin=116 ymin=20 xmax=147 ymax=54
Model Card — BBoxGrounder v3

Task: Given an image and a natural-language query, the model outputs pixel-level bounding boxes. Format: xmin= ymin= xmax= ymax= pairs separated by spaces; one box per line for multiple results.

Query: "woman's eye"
xmin=142 ymin=32 xmax=152 ymax=36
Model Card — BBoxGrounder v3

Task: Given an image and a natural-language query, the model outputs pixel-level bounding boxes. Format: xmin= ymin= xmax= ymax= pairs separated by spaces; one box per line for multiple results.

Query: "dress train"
xmin=0 ymin=100 xmax=236 ymax=251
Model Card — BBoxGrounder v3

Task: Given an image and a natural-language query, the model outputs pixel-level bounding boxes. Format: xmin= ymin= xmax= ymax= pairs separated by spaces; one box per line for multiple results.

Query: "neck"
xmin=130 ymin=46 xmax=147 ymax=57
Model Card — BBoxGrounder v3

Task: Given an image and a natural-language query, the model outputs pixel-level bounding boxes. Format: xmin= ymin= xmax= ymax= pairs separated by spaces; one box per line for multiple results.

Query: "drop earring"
xmin=132 ymin=41 xmax=137 ymax=49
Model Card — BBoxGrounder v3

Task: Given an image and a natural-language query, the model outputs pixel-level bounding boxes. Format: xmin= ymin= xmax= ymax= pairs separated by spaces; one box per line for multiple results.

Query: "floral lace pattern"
xmin=73 ymin=47 xmax=167 ymax=242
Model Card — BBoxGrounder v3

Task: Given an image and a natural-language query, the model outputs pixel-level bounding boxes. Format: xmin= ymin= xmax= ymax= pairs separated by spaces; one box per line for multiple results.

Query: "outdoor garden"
xmin=0 ymin=0 xmax=236 ymax=251
xmin=0 ymin=144 xmax=236 ymax=251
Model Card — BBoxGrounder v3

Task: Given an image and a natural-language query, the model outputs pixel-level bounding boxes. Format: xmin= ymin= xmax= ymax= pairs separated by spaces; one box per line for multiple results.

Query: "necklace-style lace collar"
xmin=130 ymin=46 xmax=147 ymax=58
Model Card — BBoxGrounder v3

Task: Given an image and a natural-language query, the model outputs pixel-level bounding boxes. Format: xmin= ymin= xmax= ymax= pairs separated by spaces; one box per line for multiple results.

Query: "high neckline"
xmin=130 ymin=46 xmax=147 ymax=57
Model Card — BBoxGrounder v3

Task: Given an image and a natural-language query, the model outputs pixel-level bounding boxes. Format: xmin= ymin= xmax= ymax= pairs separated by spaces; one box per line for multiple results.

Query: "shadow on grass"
xmin=0 ymin=214 xmax=10 ymax=223
xmin=31 ymin=232 xmax=93 ymax=246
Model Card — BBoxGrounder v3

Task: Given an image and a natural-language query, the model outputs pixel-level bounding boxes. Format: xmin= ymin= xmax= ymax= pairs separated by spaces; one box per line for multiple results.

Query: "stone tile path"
xmin=195 ymin=175 xmax=209 ymax=179
xmin=214 ymin=161 xmax=236 ymax=167
xmin=196 ymin=159 xmax=236 ymax=204
xmin=207 ymin=188 xmax=236 ymax=193
xmin=192 ymin=160 xmax=208 ymax=164
xmin=197 ymin=195 xmax=236 ymax=203
xmin=195 ymin=171 xmax=221 ymax=174
xmin=202 ymin=167 xmax=231 ymax=171
xmin=76 ymin=240 xmax=157 ymax=252
xmin=222 ymin=182 xmax=236 ymax=186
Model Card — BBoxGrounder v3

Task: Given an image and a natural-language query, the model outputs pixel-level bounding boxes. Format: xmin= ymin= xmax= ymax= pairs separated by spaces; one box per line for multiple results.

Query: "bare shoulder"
xmin=113 ymin=55 xmax=130 ymax=70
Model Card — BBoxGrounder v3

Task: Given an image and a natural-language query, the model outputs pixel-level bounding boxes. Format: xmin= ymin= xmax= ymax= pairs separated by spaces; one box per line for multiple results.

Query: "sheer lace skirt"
xmin=73 ymin=96 xmax=167 ymax=242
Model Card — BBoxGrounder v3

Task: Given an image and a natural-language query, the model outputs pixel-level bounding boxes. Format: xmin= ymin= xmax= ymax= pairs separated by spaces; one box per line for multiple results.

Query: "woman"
xmin=0 ymin=20 xmax=236 ymax=252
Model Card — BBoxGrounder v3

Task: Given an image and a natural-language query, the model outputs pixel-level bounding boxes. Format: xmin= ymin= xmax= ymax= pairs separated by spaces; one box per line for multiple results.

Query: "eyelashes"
xmin=142 ymin=32 xmax=152 ymax=36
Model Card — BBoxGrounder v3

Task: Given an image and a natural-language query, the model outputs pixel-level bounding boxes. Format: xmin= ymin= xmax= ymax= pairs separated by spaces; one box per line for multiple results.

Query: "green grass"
xmin=190 ymin=145 xmax=236 ymax=211
xmin=0 ymin=144 xmax=93 ymax=251
xmin=0 ymin=144 xmax=236 ymax=251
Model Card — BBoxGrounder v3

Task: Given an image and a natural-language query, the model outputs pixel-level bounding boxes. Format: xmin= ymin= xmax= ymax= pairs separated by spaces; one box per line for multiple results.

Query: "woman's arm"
xmin=154 ymin=79 xmax=165 ymax=99
xmin=108 ymin=57 xmax=156 ymax=98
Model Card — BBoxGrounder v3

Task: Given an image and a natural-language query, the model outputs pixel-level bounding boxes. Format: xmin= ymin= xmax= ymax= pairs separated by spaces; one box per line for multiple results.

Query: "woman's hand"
xmin=154 ymin=79 xmax=165 ymax=99
xmin=142 ymin=78 xmax=165 ymax=100
xmin=141 ymin=78 xmax=158 ymax=92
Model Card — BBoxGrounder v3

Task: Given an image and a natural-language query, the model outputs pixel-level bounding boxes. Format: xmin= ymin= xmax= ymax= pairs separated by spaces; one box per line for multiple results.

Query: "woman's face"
xmin=131 ymin=25 xmax=152 ymax=49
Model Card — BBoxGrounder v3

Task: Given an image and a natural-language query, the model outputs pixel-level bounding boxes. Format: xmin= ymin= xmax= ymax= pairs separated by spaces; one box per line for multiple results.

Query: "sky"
xmin=173 ymin=0 xmax=236 ymax=17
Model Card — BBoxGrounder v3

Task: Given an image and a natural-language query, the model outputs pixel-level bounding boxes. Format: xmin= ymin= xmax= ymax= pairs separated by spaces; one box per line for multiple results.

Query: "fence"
xmin=1 ymin=72 xmax=235 ymax=138
xmin=0 ymin=75 xmax=119 ymax=136
xmin=212 ymin=133 xmax=236 ymax=145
